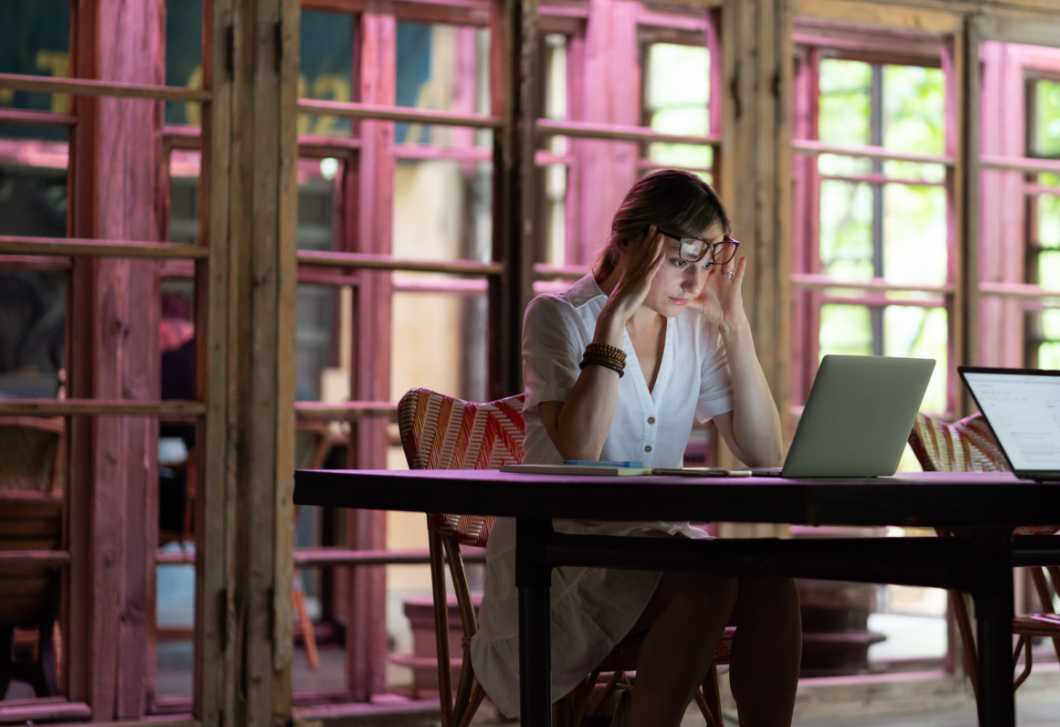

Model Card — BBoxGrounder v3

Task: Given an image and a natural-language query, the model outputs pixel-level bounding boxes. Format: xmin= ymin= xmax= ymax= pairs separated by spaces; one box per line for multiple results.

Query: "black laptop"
xmin=958 ymin=366 xmax=1060 ymax=483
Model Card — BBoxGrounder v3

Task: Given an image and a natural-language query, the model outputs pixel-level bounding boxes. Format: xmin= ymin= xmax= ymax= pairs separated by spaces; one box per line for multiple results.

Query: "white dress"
xmin=468 ymin=274 xmax=735 ymax=718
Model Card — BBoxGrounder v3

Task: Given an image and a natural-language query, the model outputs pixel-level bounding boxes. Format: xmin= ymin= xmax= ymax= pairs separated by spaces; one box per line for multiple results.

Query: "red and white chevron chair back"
xmin=397 ymin=388 xmax=527 ymax=547
xmin=909 ymin=412 xmax=1057 ymax=536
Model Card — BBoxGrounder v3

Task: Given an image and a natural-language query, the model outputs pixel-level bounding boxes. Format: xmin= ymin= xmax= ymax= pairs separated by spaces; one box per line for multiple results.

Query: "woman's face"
xmin=638 ymin=221 xmax=727 ymax=317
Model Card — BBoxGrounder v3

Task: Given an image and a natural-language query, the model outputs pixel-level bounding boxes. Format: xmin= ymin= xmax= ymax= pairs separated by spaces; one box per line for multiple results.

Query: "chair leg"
xmin=949 ymin=590 xmax=978 ymax=700
xmin=1029 ymin=567 xmax=1060 ymax=665
xmin=428 ymin=525 xmax=454 ymax=727
xmin=456 ymin=680 xmax=486 ymax=727
xmin=294 ymin=574 xmax=319 ymax=669
xmin=0 ymin=626 xmax=13 ymax=699
xmin=1013 ymin=635 xmax=1033 ymax=691
xmin=701 ymin=664 xmax=724 ymax=726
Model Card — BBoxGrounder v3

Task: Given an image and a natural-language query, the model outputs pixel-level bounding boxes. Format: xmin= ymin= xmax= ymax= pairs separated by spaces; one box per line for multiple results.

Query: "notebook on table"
xmin=750 ymin=354 xmax=936 ymax=478
xmin=958 ymin=366 xmax=1060 ymax=483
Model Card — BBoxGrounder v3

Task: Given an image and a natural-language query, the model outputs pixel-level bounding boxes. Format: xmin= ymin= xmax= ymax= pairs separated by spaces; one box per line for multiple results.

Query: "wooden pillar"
xmin=488 ymin=0 xmax=537 ymax=399
xmin=347 ymin=1 xmax=395 ymax=700
xmin=721 ymin=0 xmax=793 ymax=437
xmin=225 ymin=0 xmax=300 ymax=723
xmin=65 ymin=0 xmax=165 ymax=717
xmin=194 ymin=0 xmax=238 ymax=723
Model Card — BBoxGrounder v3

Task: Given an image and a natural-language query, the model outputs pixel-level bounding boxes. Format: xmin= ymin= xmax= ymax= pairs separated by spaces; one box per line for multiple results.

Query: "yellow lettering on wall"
xmin=298 ymin=74 xmax=310 ymax=135
xmin=309 ymin=75 xmax=351 ymax=137
xmin=35 ymin=51 xmax=70 ymax=114
xmin=184 ymin=65 xmax=204 ymax=125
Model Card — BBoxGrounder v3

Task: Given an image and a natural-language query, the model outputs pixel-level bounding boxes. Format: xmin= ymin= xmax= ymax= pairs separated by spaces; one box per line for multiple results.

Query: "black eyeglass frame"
xmin=657 ymin=230 xmax=741 ymax=265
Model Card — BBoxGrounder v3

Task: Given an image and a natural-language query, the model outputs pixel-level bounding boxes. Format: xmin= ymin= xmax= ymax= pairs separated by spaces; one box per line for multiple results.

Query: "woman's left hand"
xmin=688 ymin=255 xmax=748 ymax=331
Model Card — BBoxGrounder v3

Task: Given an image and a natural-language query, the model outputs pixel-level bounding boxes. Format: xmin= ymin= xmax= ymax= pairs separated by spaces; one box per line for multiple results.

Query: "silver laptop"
xmin=958 ymin=366 xmax=1060 ymax=482
xmin=751 ymin=355 xmax=935 ymax=478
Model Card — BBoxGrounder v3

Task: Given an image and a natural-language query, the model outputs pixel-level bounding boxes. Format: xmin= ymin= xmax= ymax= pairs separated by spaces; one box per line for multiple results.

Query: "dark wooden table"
xmin=293 ymin=468 xmax=1060 ymax=727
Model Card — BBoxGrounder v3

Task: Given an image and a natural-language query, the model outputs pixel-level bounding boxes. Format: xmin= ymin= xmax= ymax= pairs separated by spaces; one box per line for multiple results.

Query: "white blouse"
xmin=468 ymin=274 xmax=735 ymax=718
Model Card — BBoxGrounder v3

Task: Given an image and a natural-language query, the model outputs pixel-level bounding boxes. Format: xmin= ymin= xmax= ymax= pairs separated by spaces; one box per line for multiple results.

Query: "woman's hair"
xmin=593 ymin=170 xmax=731 ymax=282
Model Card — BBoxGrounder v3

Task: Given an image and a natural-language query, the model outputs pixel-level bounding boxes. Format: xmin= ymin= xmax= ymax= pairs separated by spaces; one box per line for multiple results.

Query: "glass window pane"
xmin=0 ymin=0 xmax=70 ymax=141
xmin=883 ymin=306 xmax=948 ymax=412
xmin=819 ymin=304 xmax=873 ymax=356
xmin=299 ymin=10 xmax=353 ymax=138
xmin=818 ymin=59 xmax=871 ymax=146
xmin=883 ymin=184 xmax=947 ymax=287
xmin=882 ymin=65 xmax=945 ymax=156
xmin=1041 ymin=192 xmax=1060 ymax=250
xmin=395 ymin=23 xmax=491 ymax=147
xmin=1035 ymin=80 xmax=1060 ymax=158
xmin=819 ymin=180 xmax=874 ymax=281
xmin=166 ymin=0 xmax=203 ymax=126
xmin=645 ymin=44 xmax=712 ymax=170
xmin=1039 ymin=250 xmax=1060 ymax=290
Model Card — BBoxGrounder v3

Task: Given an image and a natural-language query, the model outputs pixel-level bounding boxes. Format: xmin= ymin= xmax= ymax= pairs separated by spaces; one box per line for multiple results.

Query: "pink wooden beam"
xmin=0 ymin=255 xmax=72 ymax=272
xmin=0 ymin=108 xmax=77 ymax=127
xmin=538 ymin=118 xmax=720 ymax=146
xmin=0 ymin=235 xmax=206 ymax=259
xmin=297 ymin=99 xmax=501 ymax=129
xmin=0 ymin=399 xmax=206 ymax=417
xmin=292 ymin=547 xmax=486 ymax=568
xmin=980 ymin=154 xmax=1060 ymax=175
xmin=393 ymin=278 xmax=488 ymax=295
xmin=0 ymin=699 xmax=92 ymax=724
xmin=0 ymin=550 xmax=72 ymax=570
xmin=978 ymin=281 xmax=1060 ymax=300
xmin=297 ymin=249 xmax=503 ymax=275
xmin=791 ymin=272 xmax=954 ymax=295
xmin=820 ymin=172 xmax=946 ymax=188
xmin=534 ymin=263 xmax=589 ymax=280
xmin=392 ymin=143 xmax=491 ymax=161
xmin=294 ymin=401 xmax=397 ymax=420
xmin=792 ymin=139 xmax=954 ymax=167
xmin=821 ymin=295 xmax=945 ymax=310
xmin=0 ymin=72 xmax=209 ymax=102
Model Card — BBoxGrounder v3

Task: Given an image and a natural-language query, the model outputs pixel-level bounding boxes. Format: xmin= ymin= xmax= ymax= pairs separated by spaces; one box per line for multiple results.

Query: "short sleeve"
xmin=695 ymin=323 xmax=734 ymax=420
xmin=521 ymin=296 xmax=585 ymax=426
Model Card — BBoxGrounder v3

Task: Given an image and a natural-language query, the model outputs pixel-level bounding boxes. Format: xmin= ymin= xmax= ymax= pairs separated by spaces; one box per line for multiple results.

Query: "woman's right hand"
xmin=599 ymin=225 xmax=665 ymax=328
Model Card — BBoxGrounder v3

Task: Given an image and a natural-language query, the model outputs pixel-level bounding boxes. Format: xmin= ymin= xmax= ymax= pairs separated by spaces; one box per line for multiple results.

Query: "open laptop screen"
xmin=960 ymin=368 xmax=1060 ymax=474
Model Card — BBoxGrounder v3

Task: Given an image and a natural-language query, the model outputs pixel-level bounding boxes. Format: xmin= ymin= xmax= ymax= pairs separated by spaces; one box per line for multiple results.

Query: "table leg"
xmin=972 ymin=530 xmax=1016 ymax=727
xmin=517 ymin=518 xmax=555 ymax=727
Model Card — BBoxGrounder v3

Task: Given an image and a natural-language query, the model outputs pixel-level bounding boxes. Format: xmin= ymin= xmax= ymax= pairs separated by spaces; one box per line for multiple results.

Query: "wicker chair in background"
xmin=398 ymin=388 xmax=735 ymax=727
xmin=908 ymin=412 xmax=1060 ymax=696
xmin=0 ymin=416 xmax=65 ymax=697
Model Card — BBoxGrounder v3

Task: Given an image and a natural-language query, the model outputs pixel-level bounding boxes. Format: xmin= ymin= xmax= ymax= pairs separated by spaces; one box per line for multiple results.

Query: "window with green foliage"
xmin=814 ymin=58 xmax=950 ymax=413
xmin=643 ymin=43 xmax=713 ymax=181
xmin=1028 ymin=79 xmax=1060 ymax=369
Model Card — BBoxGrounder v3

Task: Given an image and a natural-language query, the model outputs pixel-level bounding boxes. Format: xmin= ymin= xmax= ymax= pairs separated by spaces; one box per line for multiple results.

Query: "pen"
xmin=565 ymin=460 xmax=648 ymax=468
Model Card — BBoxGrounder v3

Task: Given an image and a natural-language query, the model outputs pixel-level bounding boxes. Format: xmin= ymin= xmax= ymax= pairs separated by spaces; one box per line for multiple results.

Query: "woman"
xmin=470 ymin=170 xmax=802 ymax=727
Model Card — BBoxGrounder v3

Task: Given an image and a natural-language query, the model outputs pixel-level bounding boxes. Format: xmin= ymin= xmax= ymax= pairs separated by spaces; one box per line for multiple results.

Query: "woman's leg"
xmin=626 ymin=573 xmax=801 ymax=727
xmin=727 ymin=577 xmax=802 ymax=727
xmin=626 ymin=571 xmax=739 ymax=727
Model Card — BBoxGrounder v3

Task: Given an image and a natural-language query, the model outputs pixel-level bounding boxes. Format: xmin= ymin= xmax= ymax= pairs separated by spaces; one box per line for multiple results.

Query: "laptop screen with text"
xmin=962 ymin=371 xmax=1060 ymax=473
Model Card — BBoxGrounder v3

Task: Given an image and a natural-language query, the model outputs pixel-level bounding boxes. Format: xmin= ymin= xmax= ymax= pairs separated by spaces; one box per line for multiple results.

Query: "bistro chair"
xmin=908 ymin=412 xmax=1060 ymax=696
xmin=0 ymin=417 xmax=65 ymax=698
xmin=398 ymin=387 xmax=734 ymax=727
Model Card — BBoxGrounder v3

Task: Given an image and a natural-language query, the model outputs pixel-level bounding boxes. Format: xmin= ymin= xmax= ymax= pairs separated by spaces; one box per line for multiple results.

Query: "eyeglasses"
xmin=658 ymin=230 xmax=740 ymax=266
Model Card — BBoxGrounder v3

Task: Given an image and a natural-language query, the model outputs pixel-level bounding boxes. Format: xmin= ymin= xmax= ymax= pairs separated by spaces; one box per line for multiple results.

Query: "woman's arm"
xmin=538 ymin=309 xmax=626 ymax=461
xmin=538 ymin=229 xmax=665 ymax=461
xmin=710 ymin=317 xmax=783 ymax=467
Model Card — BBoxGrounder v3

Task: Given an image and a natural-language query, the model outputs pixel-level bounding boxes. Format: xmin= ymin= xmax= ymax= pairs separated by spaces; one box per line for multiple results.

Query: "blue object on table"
xmin=564 ymin=460 xmax=647 ymax=468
